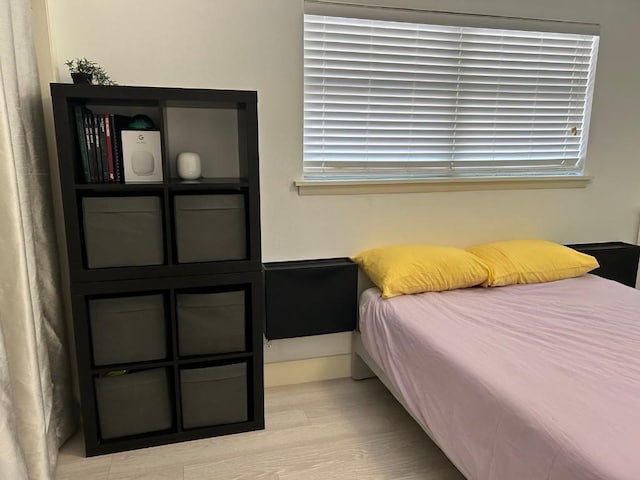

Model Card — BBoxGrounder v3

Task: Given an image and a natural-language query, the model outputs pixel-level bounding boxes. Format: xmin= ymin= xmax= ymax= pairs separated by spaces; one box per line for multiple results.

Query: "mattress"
xmin=359 ymin=275 xmax=640 ymax=480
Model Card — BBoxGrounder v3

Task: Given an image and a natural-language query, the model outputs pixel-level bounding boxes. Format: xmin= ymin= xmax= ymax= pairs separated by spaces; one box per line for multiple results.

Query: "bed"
xmin=352 ymin=274 xmax=640 ymax=480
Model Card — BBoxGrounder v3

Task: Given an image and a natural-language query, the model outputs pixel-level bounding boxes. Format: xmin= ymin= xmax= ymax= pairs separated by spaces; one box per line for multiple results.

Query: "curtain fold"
xmin=0 ymin=0 xmax=76 ymax=478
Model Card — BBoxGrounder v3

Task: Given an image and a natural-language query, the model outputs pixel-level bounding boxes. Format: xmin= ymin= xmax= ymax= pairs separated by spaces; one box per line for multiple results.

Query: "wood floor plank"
xmin=184 ymin=428 xmax=455 ymax=480
xmin=55 ymin=462 xmax=111 ymax=480
xmin=264 ymin=408 xmax=310 ymax=431
xmin=108 ymin=464 xmax=184 ymax=480
xmin=54 ymin=431 xmax=113 ymax=480
xmin=55 ymin=466 xmax=109 ymax=480
xmin=56 ymin=378 xmax=464 ymax=480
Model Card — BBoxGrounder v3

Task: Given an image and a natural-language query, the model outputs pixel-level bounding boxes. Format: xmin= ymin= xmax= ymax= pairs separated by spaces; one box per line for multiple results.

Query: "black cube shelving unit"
xmin=51 ymin=83 xmax=264 ymax=456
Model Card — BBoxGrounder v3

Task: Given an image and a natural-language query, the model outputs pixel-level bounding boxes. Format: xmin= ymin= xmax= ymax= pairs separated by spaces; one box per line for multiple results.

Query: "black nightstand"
xmin=568 ymin=242 xmax=640 ymax=287
xmin=264 ymin=258 xmax=358 ymax=339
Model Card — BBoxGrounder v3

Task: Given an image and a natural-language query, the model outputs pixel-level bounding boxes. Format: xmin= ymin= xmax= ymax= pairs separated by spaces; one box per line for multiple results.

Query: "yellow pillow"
xmin=466 ymin=239 xmax=599 ymax=287
xmin=352 ymin=245 xmax=490 ymax=298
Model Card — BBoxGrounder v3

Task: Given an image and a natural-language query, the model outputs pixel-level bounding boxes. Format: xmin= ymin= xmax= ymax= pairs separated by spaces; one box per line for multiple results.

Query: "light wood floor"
xmin=55 ymin=378 xmax=465 ymax=480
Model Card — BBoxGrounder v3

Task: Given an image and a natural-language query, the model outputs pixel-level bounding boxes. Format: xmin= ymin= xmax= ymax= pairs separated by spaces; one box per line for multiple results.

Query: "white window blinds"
xmin=303 ymin=13 xmax=599 ymax=179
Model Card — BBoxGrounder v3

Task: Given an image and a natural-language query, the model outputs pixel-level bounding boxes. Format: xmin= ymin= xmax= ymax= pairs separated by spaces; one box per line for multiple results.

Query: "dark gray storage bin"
xmin=82 ymin=196 xmax=164 ymax=269
xmin=94 ymin=368 xmax=172 ymax=439
xmin=89 ymin=295 xmax=167 ymax=366
xmin=174 ymin=194 xmax=246 ymax=263
xmin=177 ymin=291 xmax=245 ymax=356
xmin=180 ymin=363 xmax=248 ymax=429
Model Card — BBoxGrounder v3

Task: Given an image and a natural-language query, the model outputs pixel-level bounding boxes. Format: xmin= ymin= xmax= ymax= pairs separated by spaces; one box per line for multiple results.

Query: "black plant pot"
xmin=71 ymin=72 xmax=93 ymax=84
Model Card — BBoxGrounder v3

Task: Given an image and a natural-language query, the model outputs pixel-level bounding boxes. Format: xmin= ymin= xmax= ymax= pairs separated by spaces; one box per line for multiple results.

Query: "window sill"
xmin=295 ymin=175 xmax=593 ymax=195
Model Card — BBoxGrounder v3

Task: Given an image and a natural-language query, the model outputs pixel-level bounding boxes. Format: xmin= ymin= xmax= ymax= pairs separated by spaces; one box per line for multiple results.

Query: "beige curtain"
xmin=0 ymin=0 xmax=75 ymax=478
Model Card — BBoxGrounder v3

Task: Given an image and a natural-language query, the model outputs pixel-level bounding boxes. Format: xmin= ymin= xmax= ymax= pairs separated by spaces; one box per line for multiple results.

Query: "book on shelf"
xmin=111 ymin=115 xmax=131 ymax=184
xmin=82 ymin=111 xmax=98 ymax=183
xmin=97 ymin=115 xmax=110 ymax=182
xmin=91 ymin=115 xmax=104 ymax=183
xmin=90 ymin=114 xmax=102 ymax=183
xmin=104 ymin=114 xmax=115 ymax=182
xmin=73 ymin=106 xmax=90 ymax=183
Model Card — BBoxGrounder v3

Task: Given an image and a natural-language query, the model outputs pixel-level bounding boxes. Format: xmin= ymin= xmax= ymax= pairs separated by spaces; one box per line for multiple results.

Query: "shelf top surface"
xmin=569 ymin=241 xmax=640 ymax=251
xmin=51 ymin=83 xmax=257 ymax=105
xmin=74 ymin=177 xmax=250 ymax=190
xmin=263 ymin=257 xmax=356 ymax=270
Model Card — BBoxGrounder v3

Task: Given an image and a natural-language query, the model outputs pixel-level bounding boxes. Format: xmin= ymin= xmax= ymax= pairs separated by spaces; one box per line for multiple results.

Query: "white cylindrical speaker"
xmin=177 ymin=152 xmax=202 ymax=180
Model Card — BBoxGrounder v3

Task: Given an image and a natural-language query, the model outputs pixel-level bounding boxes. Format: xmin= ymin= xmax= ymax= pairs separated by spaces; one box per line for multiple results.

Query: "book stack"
xmin=73 ymin=106 xmax=131 ymax=183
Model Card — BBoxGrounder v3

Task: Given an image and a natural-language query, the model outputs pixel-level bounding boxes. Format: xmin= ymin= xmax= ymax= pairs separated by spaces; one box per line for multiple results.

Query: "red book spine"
xmin=104 ymin=114 xmax=115 ymax=182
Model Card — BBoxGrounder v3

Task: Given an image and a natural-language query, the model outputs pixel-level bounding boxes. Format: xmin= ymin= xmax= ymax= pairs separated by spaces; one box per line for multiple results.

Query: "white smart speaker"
xmin=177 ymin=152 xmax=202 ymax=180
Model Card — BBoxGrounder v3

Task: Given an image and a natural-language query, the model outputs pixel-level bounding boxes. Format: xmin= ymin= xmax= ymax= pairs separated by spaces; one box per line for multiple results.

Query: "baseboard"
xmin=264 ymin=354 xmax=351 ymax=388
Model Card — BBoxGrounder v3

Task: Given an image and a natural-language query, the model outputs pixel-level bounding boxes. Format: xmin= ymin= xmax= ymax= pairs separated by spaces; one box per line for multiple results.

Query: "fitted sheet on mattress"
xmin=359 ymin=275 xmax=640 ymax=480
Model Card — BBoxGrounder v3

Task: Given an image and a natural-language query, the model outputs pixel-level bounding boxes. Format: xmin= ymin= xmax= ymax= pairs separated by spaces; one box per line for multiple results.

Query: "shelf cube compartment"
xmin=165 ymin=106 xmax=241 ymax=180
xmin=173 ymin=194 xmax=246 ymax=263
xmin=180 ymin=363 xmax=248 ymax=429
xmin=177 ymin=290 xmax=245 ymax=356
xmin=94 ymin=368 xmax=172 ymax=440
xmin=82 ymin=196 xmax=164 ymax=268
xmin=89 ymin=294 xmax=167 ymax=366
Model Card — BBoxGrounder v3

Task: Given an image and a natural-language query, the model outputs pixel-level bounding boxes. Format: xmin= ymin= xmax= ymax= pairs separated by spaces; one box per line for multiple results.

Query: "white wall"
xmin=46 ymin=0 xmax=640 ymax=364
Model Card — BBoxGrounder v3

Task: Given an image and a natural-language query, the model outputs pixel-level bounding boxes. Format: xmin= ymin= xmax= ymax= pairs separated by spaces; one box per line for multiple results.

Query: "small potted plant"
xmin=65 ymin=58 xmax=116 ymax=85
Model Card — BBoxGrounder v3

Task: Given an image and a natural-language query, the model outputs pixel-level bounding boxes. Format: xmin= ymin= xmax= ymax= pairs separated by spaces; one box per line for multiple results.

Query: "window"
xmin=303 ymin=10 xmax=599 ymax=181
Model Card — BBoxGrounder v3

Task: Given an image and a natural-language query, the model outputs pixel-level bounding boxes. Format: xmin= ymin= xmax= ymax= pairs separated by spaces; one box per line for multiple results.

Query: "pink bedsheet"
xmin=360 ymin=275 xmax=640 ymax=480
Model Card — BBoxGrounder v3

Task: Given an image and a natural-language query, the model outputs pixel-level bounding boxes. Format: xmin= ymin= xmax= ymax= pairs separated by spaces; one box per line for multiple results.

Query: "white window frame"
xmin=299 ymin=1 xmax=600 ymax=194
